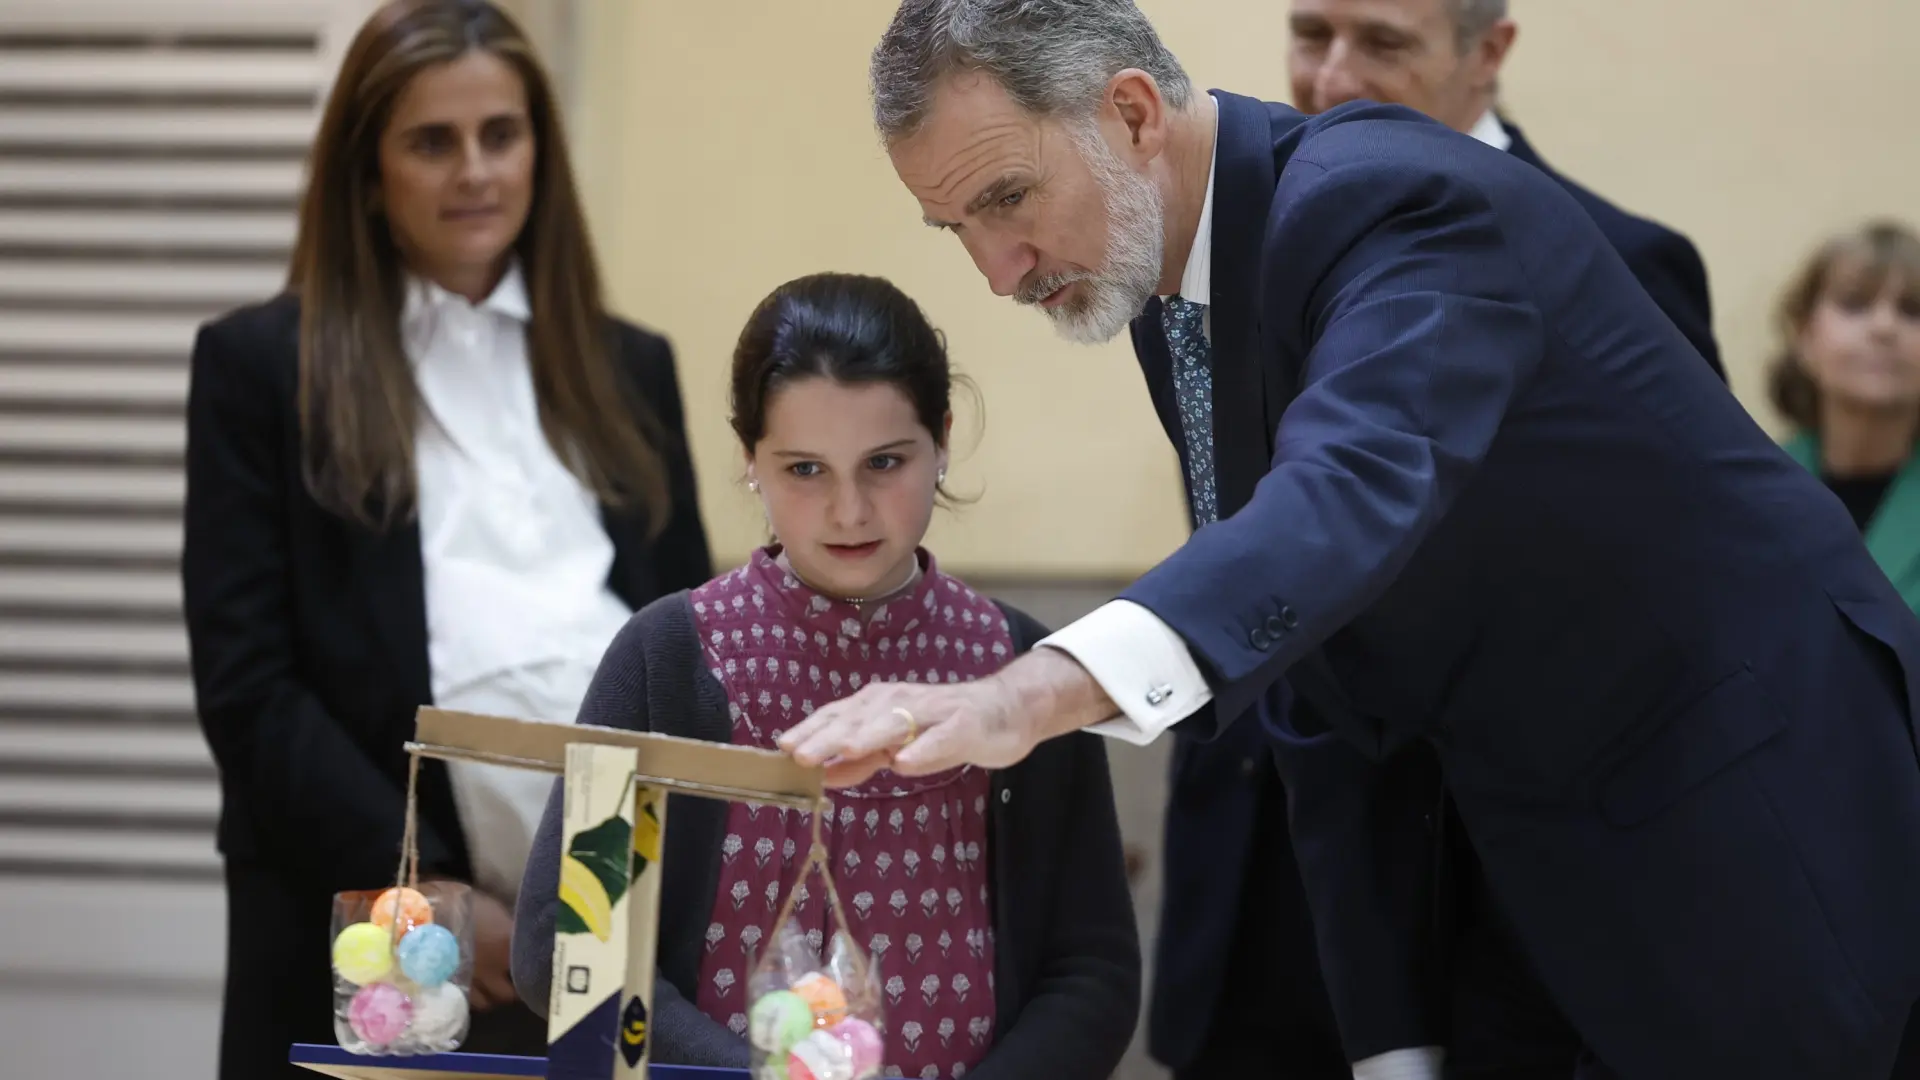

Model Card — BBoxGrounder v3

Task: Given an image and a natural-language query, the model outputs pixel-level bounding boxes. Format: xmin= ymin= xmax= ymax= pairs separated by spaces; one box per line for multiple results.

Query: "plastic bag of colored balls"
xmin=744 ymin=882 xmax=886 ymax=1080
xmin=330 ymin=882 xmax=473 ymax=1055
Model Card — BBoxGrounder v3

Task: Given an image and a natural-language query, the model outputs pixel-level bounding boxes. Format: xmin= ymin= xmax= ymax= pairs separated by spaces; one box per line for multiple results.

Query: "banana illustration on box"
xmin=546 ymin=745 xmax=665 ymax=1080
xmin=556 ymin=799 xmax=663 ymax=943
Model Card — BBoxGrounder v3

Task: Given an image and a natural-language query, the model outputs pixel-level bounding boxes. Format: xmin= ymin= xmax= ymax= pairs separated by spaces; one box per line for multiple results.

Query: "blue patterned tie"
xmin=1160 ymin=295 xmax=1217 ymax=526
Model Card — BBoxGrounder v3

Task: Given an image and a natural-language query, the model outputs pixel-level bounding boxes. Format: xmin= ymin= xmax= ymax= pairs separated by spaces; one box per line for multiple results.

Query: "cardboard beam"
xmin=409 ymin=707 xmax=823 ymax=808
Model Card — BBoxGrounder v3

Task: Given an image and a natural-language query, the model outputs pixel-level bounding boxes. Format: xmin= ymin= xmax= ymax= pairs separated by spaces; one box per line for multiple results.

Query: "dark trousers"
xmin=1441 ymin=838 xmax=1581 ymax=1080
xmin=1892 ymin=1007 xmax=1920 ymax=1079
xmin=1174 ymin=784 xmax=1347 ymax=1080
xmin=218 ymin=861 xmax=547 ymax=1080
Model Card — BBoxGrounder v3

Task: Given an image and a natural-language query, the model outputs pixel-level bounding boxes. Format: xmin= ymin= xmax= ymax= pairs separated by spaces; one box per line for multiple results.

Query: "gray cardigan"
xmin=511 ymin=591 xmax=1140 ymax=1078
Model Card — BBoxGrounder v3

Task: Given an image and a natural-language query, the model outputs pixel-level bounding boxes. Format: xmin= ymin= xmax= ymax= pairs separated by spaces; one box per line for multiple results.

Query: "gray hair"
xmin=870 ymin=0 xmax=1192 ymax=142
xmin=1448 ymin=0 xmax=1509 ymax=50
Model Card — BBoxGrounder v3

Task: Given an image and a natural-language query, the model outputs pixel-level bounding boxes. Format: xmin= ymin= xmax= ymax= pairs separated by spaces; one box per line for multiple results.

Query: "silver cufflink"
xmin=1145 ymin=684 xmax=1173 ymax=706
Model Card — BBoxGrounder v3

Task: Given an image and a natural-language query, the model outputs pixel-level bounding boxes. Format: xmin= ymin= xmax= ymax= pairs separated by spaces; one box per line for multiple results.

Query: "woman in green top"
xmin=1771 ymin=220 xmax=1920 ymax=613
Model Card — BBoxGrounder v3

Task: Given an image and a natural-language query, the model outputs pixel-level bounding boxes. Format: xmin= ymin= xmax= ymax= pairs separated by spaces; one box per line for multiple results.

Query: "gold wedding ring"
xmin=892 ymin=706 xmax=918 ymax=745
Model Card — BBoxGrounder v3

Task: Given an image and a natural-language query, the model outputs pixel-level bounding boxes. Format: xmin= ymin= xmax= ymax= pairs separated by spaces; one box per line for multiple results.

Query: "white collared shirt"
xmin=406 ymin=264 xmax=635 ymax=903
xmin=1468 ymin=108 xmax=1513 ymax=152
xmin=1177 ymin=112 xmax=1217 ymax=309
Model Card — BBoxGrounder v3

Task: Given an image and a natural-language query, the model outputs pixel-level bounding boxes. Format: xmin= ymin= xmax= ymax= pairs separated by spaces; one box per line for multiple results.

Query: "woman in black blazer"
xmin=179 ymin=4 xmax=710 ymax=1077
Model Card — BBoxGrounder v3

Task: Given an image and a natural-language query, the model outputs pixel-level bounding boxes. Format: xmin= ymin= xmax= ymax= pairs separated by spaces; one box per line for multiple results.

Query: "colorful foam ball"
xmin=332 ymin=921 xmax=394 ymax=985
xmin=827 ymin=1018 xmax=884 ymax=1079
xmin=396 ymin=922 xmax=460 ymax=987
xmin=792 ymin=972 xmax=848 ymax=1025
xmin=749 ymin=990 xmax=816 ymax=1054
xmin=348 ymin=982 xmax=413 ymax=1047
xmin=371 ymin=886 xmax=433 ymax=931
xmin=787 ymin=1028 xmax=855 ymax=1080
xmin=408 ymin=982 xmax=470 ymax=1049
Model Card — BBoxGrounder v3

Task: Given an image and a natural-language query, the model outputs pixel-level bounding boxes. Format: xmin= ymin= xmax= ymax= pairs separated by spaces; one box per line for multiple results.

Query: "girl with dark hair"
xmin=180 ymin=2 xmax=711 ymax=1075
xmin=513 ymin=273 xmax=1140 ymax=1079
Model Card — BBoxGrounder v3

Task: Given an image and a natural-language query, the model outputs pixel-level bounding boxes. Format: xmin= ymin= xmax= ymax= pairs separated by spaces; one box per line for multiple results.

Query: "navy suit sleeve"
xmin=1619 ymin=229 xmax=1722 ymax=380
xmin=1122 ymin=161 xmax=1546 ymax=731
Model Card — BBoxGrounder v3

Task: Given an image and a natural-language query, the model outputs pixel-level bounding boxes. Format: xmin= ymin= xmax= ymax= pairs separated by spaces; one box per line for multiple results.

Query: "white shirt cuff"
xmin=1036 ymin=599 xmax=1212 ymax=746
xmin=1352 ymin=1046 xmax=1444 ymax=1080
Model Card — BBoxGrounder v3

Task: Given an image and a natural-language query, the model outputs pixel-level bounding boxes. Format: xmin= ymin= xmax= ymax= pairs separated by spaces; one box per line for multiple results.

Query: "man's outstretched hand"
xmin=776 ymin=648 xmax=1117 ymax=786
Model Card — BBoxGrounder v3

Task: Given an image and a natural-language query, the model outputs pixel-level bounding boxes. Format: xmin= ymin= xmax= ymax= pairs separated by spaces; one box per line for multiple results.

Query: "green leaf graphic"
xmin=568 ymin=815 xmax=634 ymax=909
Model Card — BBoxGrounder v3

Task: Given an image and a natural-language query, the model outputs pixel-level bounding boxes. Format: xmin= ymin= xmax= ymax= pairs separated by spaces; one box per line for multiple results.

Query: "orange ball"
xmin=792 ymin=972 xmax=848 ymax=1025
xmin=371 ymin=886 xmax=433 ymax=931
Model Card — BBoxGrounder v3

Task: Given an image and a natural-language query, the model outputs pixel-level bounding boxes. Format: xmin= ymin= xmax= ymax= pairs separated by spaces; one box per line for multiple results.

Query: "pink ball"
xmin=829 ymin=1018 xmax=885 ymax=1077
xmin=348 ymin=982 xmax=413 ymax=1046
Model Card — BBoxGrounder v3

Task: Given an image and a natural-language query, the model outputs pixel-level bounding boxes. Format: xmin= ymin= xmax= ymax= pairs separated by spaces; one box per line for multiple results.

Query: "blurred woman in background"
xmin=1772 ymin=220 xmax=1920 ymax=612
xmin=180 ymin=2 xmax=710 ymax=1076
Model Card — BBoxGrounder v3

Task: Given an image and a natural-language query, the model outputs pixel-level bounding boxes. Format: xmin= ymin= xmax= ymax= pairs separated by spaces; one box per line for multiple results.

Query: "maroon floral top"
xmin=690 ymin=548 xmax=1006 ymax=1079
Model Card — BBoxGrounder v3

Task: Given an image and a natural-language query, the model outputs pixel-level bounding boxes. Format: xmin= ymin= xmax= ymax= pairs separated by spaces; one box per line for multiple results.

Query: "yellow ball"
xmin=333 ymin=921 xmax=394 ymax=985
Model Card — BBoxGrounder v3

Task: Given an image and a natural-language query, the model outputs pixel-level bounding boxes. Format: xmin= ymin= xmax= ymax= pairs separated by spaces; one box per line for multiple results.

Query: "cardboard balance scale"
xmin=291 ymin=706 xmax=825 ymax=1080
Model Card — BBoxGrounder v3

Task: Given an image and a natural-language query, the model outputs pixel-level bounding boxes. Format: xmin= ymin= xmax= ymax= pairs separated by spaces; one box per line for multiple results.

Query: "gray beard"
xmin=1014 ymin=123 xmax=1166 ymax=345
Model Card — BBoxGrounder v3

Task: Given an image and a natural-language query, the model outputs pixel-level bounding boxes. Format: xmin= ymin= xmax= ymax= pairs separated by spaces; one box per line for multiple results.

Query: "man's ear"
xmin=1106 ymin=67 xmax=1172 ymax=162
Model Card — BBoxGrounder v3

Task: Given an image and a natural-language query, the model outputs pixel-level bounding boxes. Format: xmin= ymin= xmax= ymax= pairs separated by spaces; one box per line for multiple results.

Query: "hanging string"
xmin=765 ymin=795 xmax=872 ymax=992
xmin=386 ymin=750 xmax=424 ymax=950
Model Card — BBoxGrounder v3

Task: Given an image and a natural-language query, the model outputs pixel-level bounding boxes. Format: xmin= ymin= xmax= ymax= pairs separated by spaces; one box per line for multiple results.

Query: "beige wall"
xmin=564 ymin=0 xmax=1920 ymax=578
xmin=1495 ymin=2 xmax=1920 ymax=417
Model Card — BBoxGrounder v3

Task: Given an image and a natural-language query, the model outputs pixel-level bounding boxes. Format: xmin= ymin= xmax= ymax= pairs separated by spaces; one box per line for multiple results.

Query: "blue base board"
xmin=289 ymin=1044 xmax=747 ymax=1079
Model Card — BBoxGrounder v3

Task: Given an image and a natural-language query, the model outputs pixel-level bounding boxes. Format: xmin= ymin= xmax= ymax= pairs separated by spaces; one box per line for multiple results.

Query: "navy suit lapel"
xmin=1129 ymin=300 xmax=1183 ymax=458
xmin=1207 ymin=91 xmax=1283 ymax=520
xmin=1501 ymin=121 xmax=1555 ymax=180
xmin=1129 ymin=94 xmax=1308 ymax=524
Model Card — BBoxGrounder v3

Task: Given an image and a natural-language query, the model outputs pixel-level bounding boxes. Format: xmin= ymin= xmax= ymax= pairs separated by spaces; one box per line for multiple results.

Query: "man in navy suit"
xmin=784 ymin=2 xmax=1920 ymax=1077
xmin=1143 ymin=2 xmax=1734 ymax=1075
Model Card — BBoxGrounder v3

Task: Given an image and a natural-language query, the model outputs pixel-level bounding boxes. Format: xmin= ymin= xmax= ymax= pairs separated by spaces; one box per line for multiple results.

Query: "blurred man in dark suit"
xmin=1288 ymin=0 xmax=1721 ymax=376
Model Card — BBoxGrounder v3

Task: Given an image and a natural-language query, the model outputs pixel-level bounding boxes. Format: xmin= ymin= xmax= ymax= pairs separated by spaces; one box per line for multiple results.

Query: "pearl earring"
xmin=747 ymin=479 xmax=759 ymax=493
xmin=937 ymin=468 xmax=947 ymax=485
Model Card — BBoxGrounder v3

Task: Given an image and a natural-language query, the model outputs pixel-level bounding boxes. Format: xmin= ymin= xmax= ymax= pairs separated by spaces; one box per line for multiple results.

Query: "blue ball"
xmin=397 ymin=923 xmax=460 ymax=988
